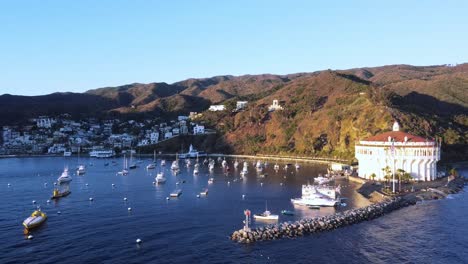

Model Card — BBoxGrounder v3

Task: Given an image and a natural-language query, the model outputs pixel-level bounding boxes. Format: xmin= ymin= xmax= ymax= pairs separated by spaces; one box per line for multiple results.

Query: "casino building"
xmin=355 ymin=122 xmax=441 ymax=181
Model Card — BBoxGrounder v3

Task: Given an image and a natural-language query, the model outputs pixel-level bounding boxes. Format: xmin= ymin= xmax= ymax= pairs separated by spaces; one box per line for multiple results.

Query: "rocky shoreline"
xmin=230 ymin=176 xmax=466 ymax=244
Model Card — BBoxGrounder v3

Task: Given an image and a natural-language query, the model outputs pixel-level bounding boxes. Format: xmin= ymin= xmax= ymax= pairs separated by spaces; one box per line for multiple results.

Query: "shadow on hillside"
xmin=391 ymin=91 xmax=467 ymax=116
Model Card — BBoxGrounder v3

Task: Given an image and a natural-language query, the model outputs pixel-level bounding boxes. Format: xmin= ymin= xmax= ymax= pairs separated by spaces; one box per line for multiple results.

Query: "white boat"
xmin=186 ymin=159 xmax=192 ymax=168
xmin=274 ymin=163 xmax=280 ymax=170
xmin=161 ymin=160 xmax=166 ymax=166
xmin=57 ymin=168 xmax=72 ymax=184
xmin=193 ymin=167 xmax=199 ymax=175
xmin=233 ymin=159 xmax=239 ymax=169
xmin=155 ymin=172 xmax=166 ymax=184
xmin=63 ymin=151 xmax=72 ymax=157
xmin=178 ymin=144 xmax=206 ymax=159
xmin=295 ymin=163 xmax=300 ymax=169
xmin=128 ymin=150 xmax=137 ymax=169
xmin=208 ymin=178 xmax=214 ymax=184
xmin=171 ymin=160 xmax=179 ymax=171
xmin=89 ymin=149 xmax=115 ymax=158
xmin=146 ymin=150 xmax=157 ymax=169
xmin=208 ymin=160 xmax=215 ymax=171
xmin=314 ymin=176 xmax=332 ymax=185
xmin=200 ymin=188 xmax=208 ymax=195
xmin=291 ymin=184 xmax=339 ymax=207
xmin=170 ymin=189 xmax=182 ymax=197
xmin=23 ymin=210 xmax=47 ymax=229
xmin=254 ymin=202 xmax=278 ymax=221
xmin=221 ymin=159 xmax=227 ymax=168
xmin=76 ymin=165 xmax=86 ymax=175
xmin=117 ymin=154 xmax=129 ymax=176
xmin=255 ymin=160 xmax=263 ymax=170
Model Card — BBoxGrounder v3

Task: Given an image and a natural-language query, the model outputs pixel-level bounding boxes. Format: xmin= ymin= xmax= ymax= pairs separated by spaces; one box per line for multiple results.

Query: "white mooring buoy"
xmin=124 ymin=197 xmax=128 ymax=201
xmin=27 ymin=235 xmax=34 ymax=240
xmin=85 ymin=183 xmax=89 ymax=186
xmin=7 ymin=183 xmax=11 ymax=187
xmin=32 ymin=200 xmax=36 ymax=204
xmin=46 ymin=200 xmax=51 ymax=203
xmin=136 ymin=238 xmax=142 ymax=244
xmin=166 ymin=197 xmax=170 ymax=200
xmin=196 ymin=195 xmax=200 ymax=198
xmin=89 ymin=197 xmax=94 ymax=201
xmin=128 ymin=207 xmax=132 ymax=211
xmin=242 ymin=194 xmax=246 ymax=199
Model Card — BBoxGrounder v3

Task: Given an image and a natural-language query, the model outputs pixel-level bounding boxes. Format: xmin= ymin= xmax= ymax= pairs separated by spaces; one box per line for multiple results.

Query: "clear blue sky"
xmin=1 ymin=0 xmax=467 ymax=96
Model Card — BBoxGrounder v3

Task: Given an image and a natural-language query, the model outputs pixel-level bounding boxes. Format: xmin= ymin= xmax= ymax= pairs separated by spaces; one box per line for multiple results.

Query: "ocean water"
xmin=0 ymin=157 xmax=466 ymax=264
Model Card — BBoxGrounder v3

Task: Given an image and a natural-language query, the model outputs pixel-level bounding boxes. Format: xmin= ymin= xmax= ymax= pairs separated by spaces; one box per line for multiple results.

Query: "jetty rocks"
xmin=231 ymin=197 xmax=415 ymax=244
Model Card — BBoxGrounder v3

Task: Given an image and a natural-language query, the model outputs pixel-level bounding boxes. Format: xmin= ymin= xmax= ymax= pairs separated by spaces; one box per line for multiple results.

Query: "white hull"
xmin=291 ymin=197 xmax=337 ymax=207
xmin=23 ymin=216 xmax=46 ymax=228
xmin=253 ymin=214 xmax=279 ymax=220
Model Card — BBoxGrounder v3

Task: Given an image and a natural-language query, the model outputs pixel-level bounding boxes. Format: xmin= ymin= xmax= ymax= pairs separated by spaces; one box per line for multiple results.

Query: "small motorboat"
xmin=208 ymin=178 xmax=214 ymax=184
xmin=51 ymin=188 xmax=71 ymax=199
xmin=200 ymin=188 xmax=208 ymax=196
xmin=77 ymin=165 xmax=86 ymax=175
xmin=281 ymin=210 xmax=294 ymax=216
xmin=146 ymin=163 xmax=156 ymax=170
xmin=170 ymin=189 xmax=182 ymax=197
xmin=161 ymin=160 xmax=166 ymax=166
xmin=254 ymin=201 xmax=279 ymax=221
xmin=23 ymin=210 xmax=47 ymax=229
xmin=117 ymin=169 xmax=129 ymax=176
xmin=155 ymin=172 xmax=166 ymax=184
xmin=57 ymin=168 xmax=72 ymax=184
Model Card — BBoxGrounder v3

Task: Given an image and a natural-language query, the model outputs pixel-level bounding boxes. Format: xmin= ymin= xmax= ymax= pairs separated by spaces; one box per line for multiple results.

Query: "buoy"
xmin=85 ymin=183 xmax=89 ymax=186
xmin=166 ymin=197 xmax=170 ymax=200
xmin=260 ymin=182 xmax=263 ymax=186
xmin=280 ymin=183 xmax=283 ymax=186
xmin=112 ymin=183 xmax=115 ymax=187
xmin=46 ymin=200 xmax=51 ymax=203
xmin=27 ymin=235 xmax=34 ymax=240
xmin=176 ymin=182 xmax=180 ymax=185
xmin=89 ymin=197 xmax=94 ymax=201
xmin=44 ymin=183 xmax=47 ymax=186
xmin=54 ymin=182 xmax=57 ymax=186
xmin=7 ymin=183 xmax=11 ymax=187
xmin=242 ymin=194 xmax=246 ymax=199
xmin=32 ymin=200 xmax=36 ymax=204
xmin=128 ymin=207 xmax=132 ymax=211
xmin=136 ymin=238 xmax=142 ymax=244
xmin=124 ymin=197 xmax=128 ymax=201
xmin=228 ymin=181 xmax=231 ymax=184
xmin=196 ymin=195 xmax=200 ymax=198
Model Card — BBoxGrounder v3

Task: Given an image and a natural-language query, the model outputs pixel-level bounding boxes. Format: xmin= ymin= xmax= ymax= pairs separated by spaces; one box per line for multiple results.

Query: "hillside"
xmin=0 ymin=64 xmax=466 ymax=161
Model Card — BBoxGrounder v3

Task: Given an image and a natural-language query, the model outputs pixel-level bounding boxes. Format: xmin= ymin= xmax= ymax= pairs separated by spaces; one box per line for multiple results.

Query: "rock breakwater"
xmin=231 ymin=197 xmax=414 ymax=244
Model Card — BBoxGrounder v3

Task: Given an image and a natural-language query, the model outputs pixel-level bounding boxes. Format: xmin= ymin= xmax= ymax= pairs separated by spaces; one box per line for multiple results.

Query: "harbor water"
xmin=0 ymin=157 xmax=466 ymax=263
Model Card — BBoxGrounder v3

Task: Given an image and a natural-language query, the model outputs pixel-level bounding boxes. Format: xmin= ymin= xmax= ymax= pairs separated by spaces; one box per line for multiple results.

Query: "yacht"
xmin=295 ymin=162 xmax=300 ymax=170
xmin=146 ymin=150 xmax=157 ymax=170
xmin=178 ymin=144 xmax=206 ymax=159
xmin=155 ymin=172 xmax=166 ymax=184
xmin=117 ymin=155 xmax=129 ymax=176
xmin=291 ymin=184 xmax=339 ymax=207
xmin=23 ymin=209 xmax=47 ymax=229
xmin=233 ymin=159 xmax=239 ymax=169
xmin=221 ymin=159 xmax=227 ymax=168
xmin=63 ymin=151 xmax=72 ymax=157
xmin=208 ymin=160 xmax=215 ymax=172
xmin=128 ymin=151 xmax=137 ymax=169
xmin=193 ymin=167 xmax=199 ymax=175
xmin=161 ymin=159 xmax=166 ymax=166
xmin=171 ymin=159 xmax=180 ymax=171
xmin=274 ymin=163 xmax=280 ymax=170
xmin=77 ymin=165 xmax=86 ymax=175
xmin=254 ymin=202 xmax=279 ymax=221
xmin=57 ymin=168 xmax=72 ymax=184
xmin=255 ymin=160 xmax=263 ymax=171
xmin=314 ymin=176 xmax=332 ymax=185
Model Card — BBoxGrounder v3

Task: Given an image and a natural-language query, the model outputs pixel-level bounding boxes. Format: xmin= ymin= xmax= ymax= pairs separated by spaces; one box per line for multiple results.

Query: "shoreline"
xmin=231 ymin=176 xmax=467 ymax=244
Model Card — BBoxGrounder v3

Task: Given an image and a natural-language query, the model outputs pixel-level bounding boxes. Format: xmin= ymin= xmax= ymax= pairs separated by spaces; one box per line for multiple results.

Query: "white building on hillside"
xmin=36 ymin=116 xmax=55 ymax=128
xmin=209 ymin=105 xmax=225 ymax=111
xmin=355 ymin=122 xmax=441 ymax=181
xmin=236 ymin=101 xmax=248 ymax=111
xmin=193 ymin=125 xmax=205 ymax=135
xmin=268 ymin=100 xmax=283 ymax=111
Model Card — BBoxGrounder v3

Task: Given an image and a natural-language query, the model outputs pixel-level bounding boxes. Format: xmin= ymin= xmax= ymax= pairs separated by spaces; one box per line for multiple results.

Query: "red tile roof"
xmin=363 ymin=131 xmax=433 ymax=143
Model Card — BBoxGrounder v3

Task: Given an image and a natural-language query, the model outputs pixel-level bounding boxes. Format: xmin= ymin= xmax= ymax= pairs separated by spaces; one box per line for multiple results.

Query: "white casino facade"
xmin=355 ymin=122 xmax=441 ymax=181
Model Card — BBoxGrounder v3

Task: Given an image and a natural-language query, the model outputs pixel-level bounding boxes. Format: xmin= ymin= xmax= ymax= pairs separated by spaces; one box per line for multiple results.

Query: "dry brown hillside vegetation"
xmin=0 ymin=64 xmax=466 ymax=161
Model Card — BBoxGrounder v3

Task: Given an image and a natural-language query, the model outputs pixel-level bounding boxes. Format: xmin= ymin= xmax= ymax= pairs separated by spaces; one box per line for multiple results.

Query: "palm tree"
xmin=449 ymin=168 xmax=458 ymax=177
xmin=370 ymin=173 xmax=376 ymax=181
xmin=396 ymin=169 xmax=405 ymax=193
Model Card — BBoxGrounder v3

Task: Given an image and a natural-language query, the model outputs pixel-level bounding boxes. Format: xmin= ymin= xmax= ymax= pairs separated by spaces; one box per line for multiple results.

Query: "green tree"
xmin=449 ymin=168 xmax=459 ymax=177
xmin=370 ymin=173 xmax=376 ymax=181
